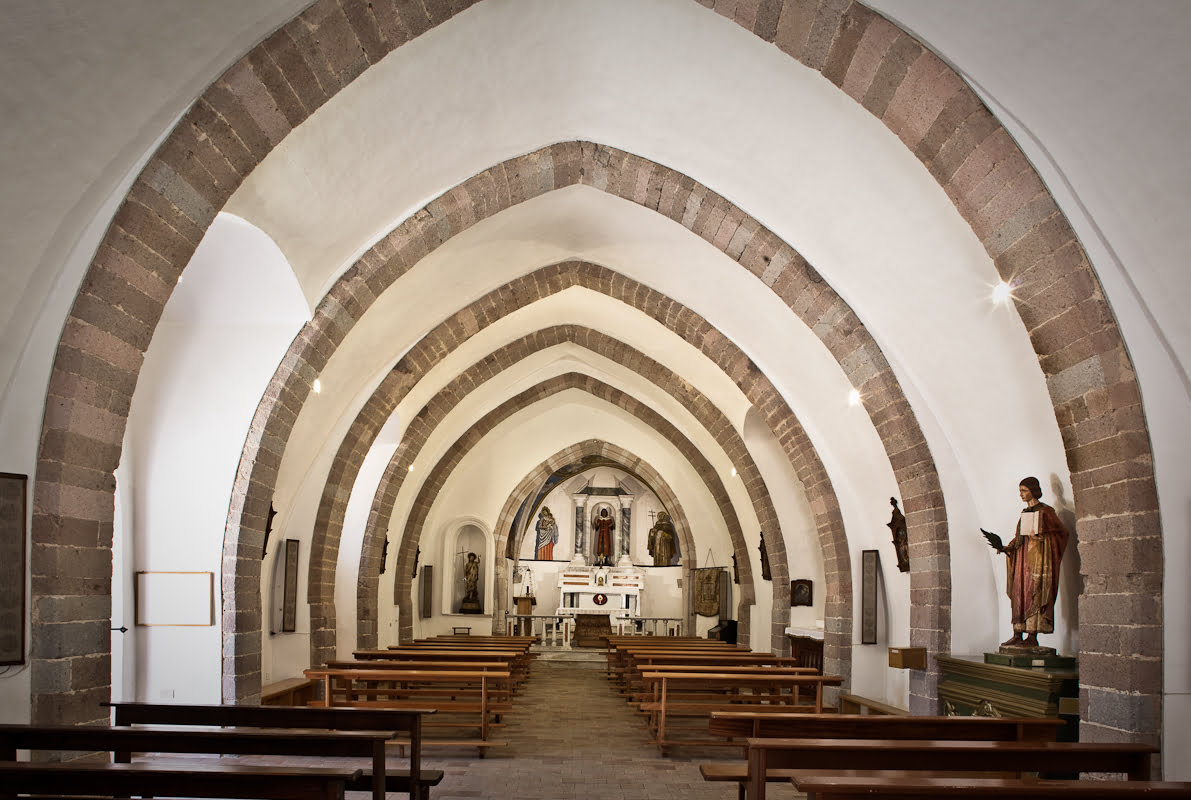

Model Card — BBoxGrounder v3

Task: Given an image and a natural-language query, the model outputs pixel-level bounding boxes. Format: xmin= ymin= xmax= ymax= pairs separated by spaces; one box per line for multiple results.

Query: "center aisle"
xmin=425 ymin=657 xmax=760 ymax=800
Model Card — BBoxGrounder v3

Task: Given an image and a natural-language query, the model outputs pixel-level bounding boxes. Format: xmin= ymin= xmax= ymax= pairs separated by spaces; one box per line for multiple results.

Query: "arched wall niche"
xmin=24 ymin=0 xmax=1156 ymax=754
xmin=506 ymin=464 xmax=664 ymax=563
xmin=482 ymin=439 xmax=707 ymax=645
xmin=438 ymin=517 xmax=491 ymax=623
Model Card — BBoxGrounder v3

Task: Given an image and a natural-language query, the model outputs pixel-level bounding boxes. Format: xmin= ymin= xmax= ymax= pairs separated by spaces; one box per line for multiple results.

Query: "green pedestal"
xmin=984 ymin=651 xmax=1077 ymax=670
xmin=937 ymin=654 xmax=1079 ymax=741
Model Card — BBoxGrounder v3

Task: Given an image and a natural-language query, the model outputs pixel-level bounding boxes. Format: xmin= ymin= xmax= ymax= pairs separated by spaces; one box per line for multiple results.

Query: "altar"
xmin=557 ymin=566 xmax=643 ymax=627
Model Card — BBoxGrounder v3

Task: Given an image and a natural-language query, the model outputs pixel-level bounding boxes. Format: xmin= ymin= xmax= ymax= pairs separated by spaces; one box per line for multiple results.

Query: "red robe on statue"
xmin=593 ymin=513 xmax=614 ymax=561
xmin=1003 ymin=503 xmax=1069 ymax=635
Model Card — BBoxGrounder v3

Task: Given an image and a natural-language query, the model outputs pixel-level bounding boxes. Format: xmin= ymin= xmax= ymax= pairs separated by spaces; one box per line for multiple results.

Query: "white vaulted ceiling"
xmin=2 ymin=0 xmax=1190 ymax=767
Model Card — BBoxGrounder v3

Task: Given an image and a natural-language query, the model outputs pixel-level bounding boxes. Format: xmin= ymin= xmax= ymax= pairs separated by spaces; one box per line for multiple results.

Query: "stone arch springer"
xmin=26 ymin=0 xmax=1154 ymax=744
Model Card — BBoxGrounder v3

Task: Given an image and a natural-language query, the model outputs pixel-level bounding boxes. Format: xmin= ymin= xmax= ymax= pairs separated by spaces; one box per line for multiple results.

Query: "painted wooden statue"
xmin=982 ymin=476 xmax=1070 ymax=649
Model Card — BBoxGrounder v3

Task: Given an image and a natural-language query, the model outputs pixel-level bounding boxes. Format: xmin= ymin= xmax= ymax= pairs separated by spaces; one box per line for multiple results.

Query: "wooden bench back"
xmin=0 ymin=760 xmax=360 ymax=800
xmin=746 ymin=737 xmax=1158 ymax=800
xmin=792 ymin=775 xmax=1191 ymax=799
xmin=710 ymin=712 xmax=1062 ymax=741
xmin=106 ymin=701 xmax=435 ymax=800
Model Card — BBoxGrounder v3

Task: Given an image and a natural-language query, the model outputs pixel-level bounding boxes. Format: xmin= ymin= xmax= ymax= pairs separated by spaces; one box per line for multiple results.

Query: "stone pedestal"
xmin=937 ymin=654 xmax=1079 ymax=740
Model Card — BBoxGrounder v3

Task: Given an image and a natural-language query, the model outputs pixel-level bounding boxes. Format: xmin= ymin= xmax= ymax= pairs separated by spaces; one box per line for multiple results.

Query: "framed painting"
xmin=0 ymin=473 xmax=26 ymax=665
xmin=791 ymin=579 xmax=813 ymax=607
xmin=281 ymin=539 xmax=300 ymax=633
xmin=420 ymin=565 xmax=433 ymax=619
xmin=135 ymin=572 xmax=214 ymax=626
xmin=861 ymin=549 xmax=880 ymax=644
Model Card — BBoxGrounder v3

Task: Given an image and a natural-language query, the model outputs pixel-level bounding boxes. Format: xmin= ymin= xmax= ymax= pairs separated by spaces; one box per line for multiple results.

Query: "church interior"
xmin=1 ymin=0 xmax=1189 ymax=786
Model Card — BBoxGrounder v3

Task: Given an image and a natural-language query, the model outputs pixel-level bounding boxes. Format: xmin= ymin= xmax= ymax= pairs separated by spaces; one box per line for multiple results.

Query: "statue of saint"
xmin=647 ymin=510 xmax=677 ymax=566
xmin=592 ymin=507 xmax=615 ymax=565
xmin=463 ymin=552 xmax=480 ymax=602
xmin=887 ymin=497 xmax=910 ymax=573
xmin=981 ymin=476 xmax=1070 ymax=649
xmin=534 ymin=507 xmax=558 ymax=560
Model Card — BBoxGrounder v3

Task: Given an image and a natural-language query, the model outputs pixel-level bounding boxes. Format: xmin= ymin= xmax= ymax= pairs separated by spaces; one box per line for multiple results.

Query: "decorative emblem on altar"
xmin=592 ymin=593 xmax=608 ymax=606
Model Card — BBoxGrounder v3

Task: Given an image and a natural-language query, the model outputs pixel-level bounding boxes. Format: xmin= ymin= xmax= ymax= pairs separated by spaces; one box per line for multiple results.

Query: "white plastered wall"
xmin=118 ymin=215 xmax=308 ymax=701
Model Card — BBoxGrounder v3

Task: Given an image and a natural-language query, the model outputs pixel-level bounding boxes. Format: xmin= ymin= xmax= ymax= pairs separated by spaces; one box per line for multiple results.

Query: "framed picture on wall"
xmin=281 ymin=539 xmax=299 ymax=633
xmin=420 ymin=565 xmax=433 ymax=619
xmin=861 ymin=549 xmax=880 ymax=644
xmin=135 ymin=572 xmax=214 ymax=626
xmin=791 ymin=579 xmax=813 ymax=607
xmin=0 ymin=473 xmax=26 ymax=665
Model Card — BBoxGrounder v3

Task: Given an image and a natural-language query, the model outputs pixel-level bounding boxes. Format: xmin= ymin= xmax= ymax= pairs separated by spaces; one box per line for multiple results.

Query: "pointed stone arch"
xmin=303 ymin=274 xmax=851 ymax=671
xmin=385 ymin=373 xmax=789 ymax=652
xmin=488 ymin=439 xmax=738 ymax=641
xmin=350 ymin=323 xmax=847 ymax=661
xmin=26 ymin=0 xmax=1155 ymax=744
xmin=353 ymin=329 xmax=776 ymax=644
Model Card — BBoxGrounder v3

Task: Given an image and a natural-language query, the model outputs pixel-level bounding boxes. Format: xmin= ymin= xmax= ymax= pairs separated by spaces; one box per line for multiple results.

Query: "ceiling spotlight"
xmin=992 ymin=281 xmax=1013 ymax=304
xmin=408 ymin=465 xmax=414 ymax=472
xmin=848 ymin=388 xmax=861 ymax=407
xmin=730 ymin=467 xmax=738 ymax=478
xmin=313 ymin=379 xmax=322 ymax=394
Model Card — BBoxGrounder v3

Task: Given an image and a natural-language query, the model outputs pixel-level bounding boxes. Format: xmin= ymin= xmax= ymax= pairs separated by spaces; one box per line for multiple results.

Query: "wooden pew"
xmin=604 ymin=638 xmax=756 ymax=678
xmin=709 ymin=711 xmax=1062 ymax=741
xmin=700 ymin=712 xmax=1063 ymax=799
xmin=261 ymin=676 xmax=318 ymax=706
xmin=792 ymin=774 xmax=1191 ymax=799
xmin=106 ymin=701 xmax=441 ymax=799
xmin=0 ymin=724 xmax=391 ymax=800
xmin=638 ymin=670 xmax=844 ymax=753
xmin=623 ymin=664 xmax=816 ymax=704
xmin=0 ymin=760 xmax=360 ymax=800
xmin=304 ymin=666 xmax=511 ymax=753
xmin=357 ymin=648 xmax=532 ymax=687
xmin=744 ymin=737 xmax=1158 ymax=800
xmin=837 ymin=693 xmax=907 ymax=715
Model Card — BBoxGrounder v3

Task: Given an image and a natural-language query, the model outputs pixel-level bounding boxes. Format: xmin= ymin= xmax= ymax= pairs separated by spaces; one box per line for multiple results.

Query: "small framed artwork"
xmin=281 ymin=539 xmax=300 ymax=633
xmin=790 ymin=579 xmax=813 ymax=607
xmin=135 ymin=572 xmax=215 ymax=626
xmin=420 ymin=565 xmax=433 ymax=619
xmin=861 ymin=549 xmax=880 ymax=644
xmin=0 ymin=473 xmax=27 ymax=665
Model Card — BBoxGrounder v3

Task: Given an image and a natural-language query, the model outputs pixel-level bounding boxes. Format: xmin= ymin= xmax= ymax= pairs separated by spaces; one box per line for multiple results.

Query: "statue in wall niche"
xmin=592 ymin=507 xmax=615 ymax=565
xmin=887 ymin=497 xmax=910 ymax=573
xmin=981 ymin=476 xmax=1070 ymax=650
xmin=458 ymin=552 xmax=482 ymax=614
xmin=647 ymin=511 xmax=677 ymax=567
xmin=534 ymin=507 xmax=559 ymax=560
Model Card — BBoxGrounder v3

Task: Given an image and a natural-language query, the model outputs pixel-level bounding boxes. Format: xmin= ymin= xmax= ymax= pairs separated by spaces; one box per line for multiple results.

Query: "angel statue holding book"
xmin=981 ymin=476 xmax=1070 ymax=649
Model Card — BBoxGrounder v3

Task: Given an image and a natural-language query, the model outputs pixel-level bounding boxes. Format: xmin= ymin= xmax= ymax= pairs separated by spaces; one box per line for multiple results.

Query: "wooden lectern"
xmin=515 ymin=595 xmax=536 ymax=635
